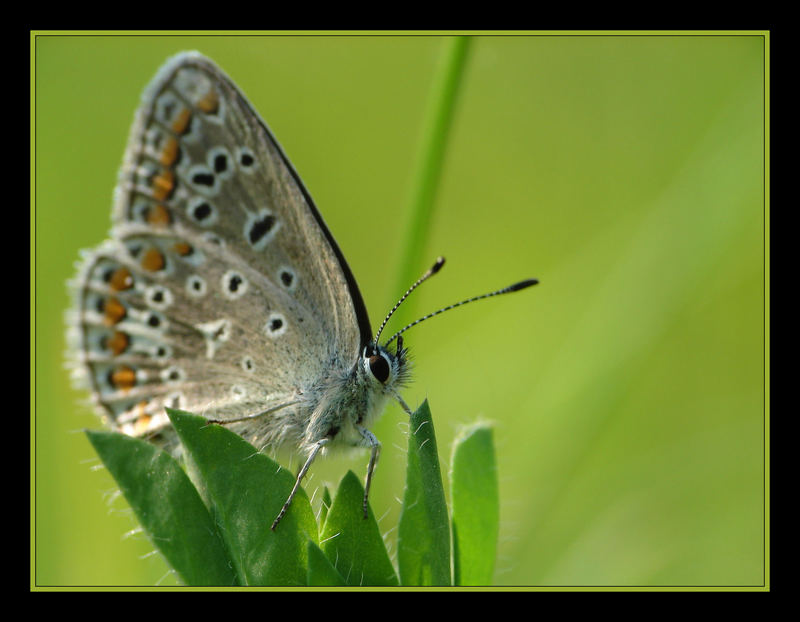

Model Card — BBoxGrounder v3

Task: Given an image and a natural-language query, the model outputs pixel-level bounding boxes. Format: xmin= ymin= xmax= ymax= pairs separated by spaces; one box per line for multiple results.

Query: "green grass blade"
xmin=450 ymin=423 xmax=499 ymax=586
xmin=85 ymin=429 xmax=238 ymax=586
xmin=168 ymin=409 xmax=317 ymax=586
xmin=397 ymin=400 xmax=451 ymax=586
xmin=306 ymin=540 xmax=346 ymax=586
xmin=319 ymin=470 xmax=399 ymax=586
xmin=393 ymin=35 xmax=471 ymax=320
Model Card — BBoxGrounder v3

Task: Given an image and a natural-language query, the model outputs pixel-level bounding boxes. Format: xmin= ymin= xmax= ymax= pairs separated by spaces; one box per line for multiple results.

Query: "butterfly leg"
xmin=356 ymin=426 xmax=381 ymax=519
xmin=390 ymin=390 xmax=413 ymax=416
xmin=205 ymin=399 xmax=301 ymax=425
xmin=271 ymin=437 xmax=328 ymax=531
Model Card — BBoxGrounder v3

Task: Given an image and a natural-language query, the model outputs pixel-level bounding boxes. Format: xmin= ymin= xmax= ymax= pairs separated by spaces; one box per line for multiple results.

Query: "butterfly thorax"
xmin=300 ymin=341 xmax=409 ymax=453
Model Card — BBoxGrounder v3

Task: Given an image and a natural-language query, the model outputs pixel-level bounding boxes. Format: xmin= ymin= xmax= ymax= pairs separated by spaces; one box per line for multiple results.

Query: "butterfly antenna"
xmin=383 ymin=278 xmax=539 ymax=348
xmin=373 ymin=257 xmax=446 ymax=346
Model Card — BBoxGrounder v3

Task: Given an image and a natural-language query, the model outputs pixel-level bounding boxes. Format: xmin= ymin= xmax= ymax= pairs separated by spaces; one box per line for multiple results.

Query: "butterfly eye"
xmin=368 ymin=354 xmax=390 ymax=384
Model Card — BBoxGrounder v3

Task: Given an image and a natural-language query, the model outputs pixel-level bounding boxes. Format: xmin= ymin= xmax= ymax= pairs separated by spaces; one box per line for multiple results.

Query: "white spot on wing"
xmin=196 ymin=318 xmax=231 ymax=359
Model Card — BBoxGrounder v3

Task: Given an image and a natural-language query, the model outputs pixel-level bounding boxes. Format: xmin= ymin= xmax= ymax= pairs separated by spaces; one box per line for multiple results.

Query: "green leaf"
xmin=450 ymin=423 xmax=499 ymax=586
xmin=320 ymin=470 xmax=399 ymax=586
xmin=168 ymin=409 xmax=317 ymax=586
xmin=85 ymin=429 xmax=238 ymax=586
xmin=397 ymin=400 xmax=451 ymax=586
xmin=306 ymin=540 xmax=345 ymax=586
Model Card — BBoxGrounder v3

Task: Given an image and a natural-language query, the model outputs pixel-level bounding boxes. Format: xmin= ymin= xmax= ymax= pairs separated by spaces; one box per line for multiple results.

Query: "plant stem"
xmin=392 ymin=35 xmax=471 ymax=328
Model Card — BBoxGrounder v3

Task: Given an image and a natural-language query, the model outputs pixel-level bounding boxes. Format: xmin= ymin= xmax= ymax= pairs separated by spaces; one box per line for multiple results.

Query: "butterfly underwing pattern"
xmin=67 ymin=51 xmax=538 ymax=528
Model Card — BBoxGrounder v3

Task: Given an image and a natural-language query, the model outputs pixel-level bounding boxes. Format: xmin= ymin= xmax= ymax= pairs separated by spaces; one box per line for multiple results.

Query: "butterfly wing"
xmin=68 ymin=52 xmax=372 ymax=450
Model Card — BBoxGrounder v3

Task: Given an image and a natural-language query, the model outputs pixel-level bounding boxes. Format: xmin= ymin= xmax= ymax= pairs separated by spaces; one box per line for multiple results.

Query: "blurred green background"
xmin=33 ymin=33 xmax=766 ymax=588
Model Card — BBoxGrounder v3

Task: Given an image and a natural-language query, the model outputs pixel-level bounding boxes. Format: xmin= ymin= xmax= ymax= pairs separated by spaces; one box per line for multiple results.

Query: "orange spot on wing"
xmin=146 ymin=204 xmax=171 ymax=226
xmin=197 ymin=89 xmax=219 ymax=114
xmin=103 ymin=297 xmax=126 ymax=325
xmin=173 ymin=241 xmax=193 ymax=256
xmin=159 ymin=137 xmax=181 ymax=167
xmin=110 ymin=366 xmax=136 ymax=390
xmin=106 ymin=330 xmax=130 ymax=355
xmin=151 ymin=169 xmax=175 ymax=201
xmin=171 ymin=107 xmax=192 ymax=135
xmin=134 ymin=412 xmax=153 ymax=435
xmin=109 ymin=267 xmax=133 ymax=291
xmin=141 ymin=247 xmax=165 ymax=272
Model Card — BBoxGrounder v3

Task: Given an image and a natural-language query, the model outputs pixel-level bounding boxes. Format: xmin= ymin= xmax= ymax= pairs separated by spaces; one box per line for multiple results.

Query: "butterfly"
xmin=67 ymin=51 xmax=537 ymax=529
